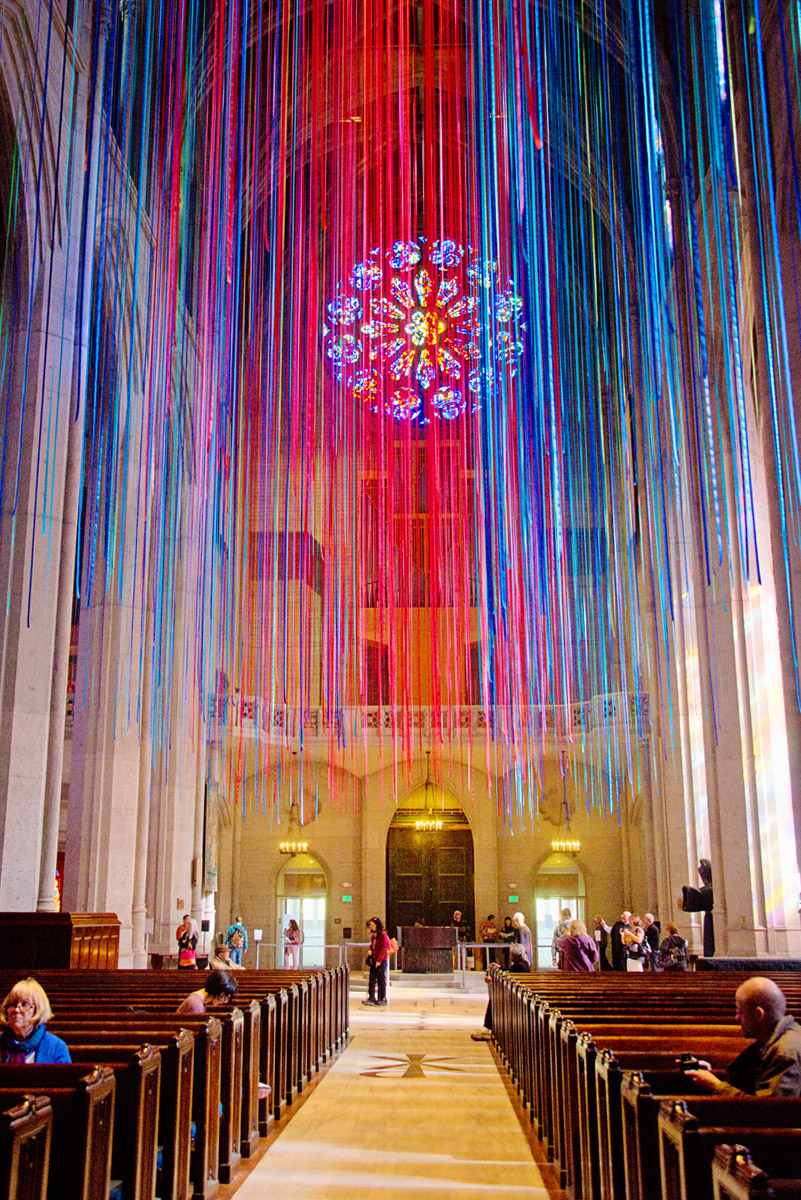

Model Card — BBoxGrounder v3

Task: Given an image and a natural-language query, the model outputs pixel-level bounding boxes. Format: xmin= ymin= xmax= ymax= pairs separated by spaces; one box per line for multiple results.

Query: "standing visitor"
xmin=512 ymin=911 xmax=533 ymax=965
xmin=176 ymin=914 xmax=198 ymax=969
xmin=283 ymin=919 xmax=302 ymax=969
xmin=594 ymin=917 xmax=612 ymax=969
xmin=478 ymin=914 xmax=499 ymax=966
xmin=609 ymin=911 xmax=631 ymax=971
xmin=642 ymin=913 xmax=661 ymax=969
xmin=226 ymin=916 xmax=248 ymax=966
xmin=362 ymin=917 xmax=391 ymax=1007
xmin=679 ymin=859 xmax=715 ymax=957
xmin=557 ymin=920 xmax=599 ymax=972
xmin=622 ymin=916 xmax=647 ymax=972
xmin=551 ymin=907 xmax=572 ymax=968
xmin=498 ymin=915 xmax=515 ymax=968
xmin=657 ymin=923 xmax=689 ymax=971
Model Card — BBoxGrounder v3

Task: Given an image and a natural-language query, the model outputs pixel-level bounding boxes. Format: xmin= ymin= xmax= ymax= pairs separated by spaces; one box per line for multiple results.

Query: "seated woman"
xmin=176 ymin=968 xmax=237 ymax=1014
xmin=0 ymin=978 xmax=71 ymax=1063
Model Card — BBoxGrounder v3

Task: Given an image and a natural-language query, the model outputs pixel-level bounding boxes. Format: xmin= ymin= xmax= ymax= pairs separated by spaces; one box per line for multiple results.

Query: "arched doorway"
xmin=385 ymin=785 xmax=474 ymax=936
xmin=276 ymin=852 xmax=327 ymax=967
xmin=533 ymin=852 xmax=586 ymax=969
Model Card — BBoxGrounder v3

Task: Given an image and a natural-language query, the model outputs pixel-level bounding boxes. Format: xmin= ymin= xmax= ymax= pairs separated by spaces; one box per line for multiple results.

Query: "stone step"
xmin=351 ymin=971 xmax=466 ymax=990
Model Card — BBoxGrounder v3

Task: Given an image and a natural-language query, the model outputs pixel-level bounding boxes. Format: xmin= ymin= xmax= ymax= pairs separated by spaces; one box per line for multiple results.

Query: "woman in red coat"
xmin=362 ymin=916 xmax=391 ymax=1007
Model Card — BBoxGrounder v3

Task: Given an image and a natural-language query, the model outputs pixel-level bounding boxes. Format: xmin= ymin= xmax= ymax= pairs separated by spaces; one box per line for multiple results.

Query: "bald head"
xmin=735 ymin=977 xmax=787 ymax=1039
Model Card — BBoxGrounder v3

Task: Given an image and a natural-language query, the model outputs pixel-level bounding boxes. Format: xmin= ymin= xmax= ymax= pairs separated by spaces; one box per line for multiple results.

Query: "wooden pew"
xmin=0 ymin=1094 xmax=51 ymax=1200
xmin=62 ymin=1024 xmax=220 ymax=1200
xmin=546 ymin=1013 xmax=741 ymax=1180
xmin=66 ymin=1033 xmax=194 ymax=1200
xmin=658 ymin=1099 xmax=801 ymax=1200
xmin=711 ymin=1142 xmax=801 ymax=1200
xmin=485 ymin=968 xmax=801 ymax=1200
xmin=49 ymin=1011 xmax=241 ymax=1187
xmin=0 ymin=964 xmax=348 ymax=1197
xmin=0 ymin=1052 xmax=160 ymax=1200
xmin=0 ymin=1065 xmax=115 ymax=1200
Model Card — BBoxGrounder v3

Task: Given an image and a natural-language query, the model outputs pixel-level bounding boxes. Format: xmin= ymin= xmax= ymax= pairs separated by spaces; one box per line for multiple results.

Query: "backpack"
xmin=231 ymin=927 xmax=244 ymax=949
xmin=659 ymin=939 xmax=686 ymax=971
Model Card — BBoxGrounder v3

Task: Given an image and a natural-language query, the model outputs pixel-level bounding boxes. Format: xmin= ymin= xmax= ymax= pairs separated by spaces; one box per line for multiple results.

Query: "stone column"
xmin=0 ymin=5 xmax=104 ymax=909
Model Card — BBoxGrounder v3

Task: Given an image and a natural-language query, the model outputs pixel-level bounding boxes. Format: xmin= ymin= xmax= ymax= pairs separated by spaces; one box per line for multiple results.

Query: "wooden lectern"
xmin=397 ymin=926 xmax=456 ymax=973
xmin=0 ymin=912 xmax=121 ymax=969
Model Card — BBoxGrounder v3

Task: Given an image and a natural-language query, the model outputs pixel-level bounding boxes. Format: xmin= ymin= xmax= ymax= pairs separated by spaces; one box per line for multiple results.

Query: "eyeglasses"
xmin=7 ymin=999 xmax=34 ymax=1012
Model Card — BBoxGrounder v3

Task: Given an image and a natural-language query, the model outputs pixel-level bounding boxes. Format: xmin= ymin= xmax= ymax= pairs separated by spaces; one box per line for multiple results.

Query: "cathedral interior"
xmin=0 ymin=0 xmax=800 ymax=974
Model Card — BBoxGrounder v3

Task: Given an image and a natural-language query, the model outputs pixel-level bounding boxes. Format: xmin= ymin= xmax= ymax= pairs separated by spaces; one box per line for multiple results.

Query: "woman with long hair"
xmin=362 ymin=916 xmax=391 ymax=1007
xmin=284 ymin=918 xmax=302 ymax=969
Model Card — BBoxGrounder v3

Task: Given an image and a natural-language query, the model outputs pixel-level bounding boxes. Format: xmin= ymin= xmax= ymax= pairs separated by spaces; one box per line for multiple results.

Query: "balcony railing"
xmin=205 ymin=692 xmax=649 ymax=744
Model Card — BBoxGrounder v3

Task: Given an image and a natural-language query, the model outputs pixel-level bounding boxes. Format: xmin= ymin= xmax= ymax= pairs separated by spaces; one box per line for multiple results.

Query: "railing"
xmin=206 ymin=693 xmax=649 ymax=744
xmin=456 ymin=941 xmax=513 ymax=988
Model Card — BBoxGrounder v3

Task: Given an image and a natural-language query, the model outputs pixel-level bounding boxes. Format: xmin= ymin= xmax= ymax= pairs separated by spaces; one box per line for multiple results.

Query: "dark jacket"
xmin=657 ymin=934 xmax=688 ymax=972
xmin=719 ymin=1016 xmax=801 ymax=1097
xmin=609 ymin=921 xmax=627 ymax=970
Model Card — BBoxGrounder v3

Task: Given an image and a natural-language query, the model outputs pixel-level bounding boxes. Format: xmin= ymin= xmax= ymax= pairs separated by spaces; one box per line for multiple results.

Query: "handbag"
xmin=179 ymin=947 xmax=196 ymax=967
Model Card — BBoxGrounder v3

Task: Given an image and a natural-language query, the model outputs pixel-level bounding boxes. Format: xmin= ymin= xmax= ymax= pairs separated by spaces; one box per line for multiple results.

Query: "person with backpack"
xmin=225 ymin=916 xmax=248 ymax=966
xmin=657 ymin=922 xmax=689 ymax=971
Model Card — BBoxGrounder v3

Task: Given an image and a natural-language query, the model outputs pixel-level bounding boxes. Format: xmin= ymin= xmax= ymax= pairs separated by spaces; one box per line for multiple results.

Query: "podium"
xmin=398 ymin=926 xmax=456 ymax=973
xmin=0 ymin=912 xmax=120 ymax=969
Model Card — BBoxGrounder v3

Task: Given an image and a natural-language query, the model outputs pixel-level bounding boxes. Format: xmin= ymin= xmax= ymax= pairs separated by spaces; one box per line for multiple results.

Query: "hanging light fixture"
xmin=280 ymin=801 xmax=309 ymax=854
xmin=415 ymin=753 xmax=443 ymax=831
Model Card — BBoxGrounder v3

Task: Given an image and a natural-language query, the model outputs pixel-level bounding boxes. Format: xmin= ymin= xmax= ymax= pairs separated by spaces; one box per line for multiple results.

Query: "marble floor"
xmin=231 ymin=985 xmax=555 ymax=1199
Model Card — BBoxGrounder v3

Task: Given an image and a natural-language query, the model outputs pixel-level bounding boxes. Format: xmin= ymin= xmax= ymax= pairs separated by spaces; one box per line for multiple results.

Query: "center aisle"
xmin=232 ymin=984 xmax=554 ymax=1199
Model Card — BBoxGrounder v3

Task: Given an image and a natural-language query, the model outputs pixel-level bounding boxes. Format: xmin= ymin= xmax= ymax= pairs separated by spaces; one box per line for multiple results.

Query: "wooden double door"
xmin=386 ymin=825 xmax=474 ymax=937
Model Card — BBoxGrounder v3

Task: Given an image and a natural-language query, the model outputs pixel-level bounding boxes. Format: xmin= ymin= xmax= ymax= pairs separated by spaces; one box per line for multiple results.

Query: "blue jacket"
xmin=0 ymin=1024 xmax=71 ymax=1064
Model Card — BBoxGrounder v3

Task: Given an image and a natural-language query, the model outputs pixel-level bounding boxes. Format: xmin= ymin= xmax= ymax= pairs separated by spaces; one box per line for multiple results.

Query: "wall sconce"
xmin=552 ymin=839 xmax=580 ymax=854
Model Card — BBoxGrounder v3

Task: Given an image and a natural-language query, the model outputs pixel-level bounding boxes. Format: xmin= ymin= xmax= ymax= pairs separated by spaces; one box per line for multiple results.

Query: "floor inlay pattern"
xmin=231 ymin=984 xmax=552 ymax=1199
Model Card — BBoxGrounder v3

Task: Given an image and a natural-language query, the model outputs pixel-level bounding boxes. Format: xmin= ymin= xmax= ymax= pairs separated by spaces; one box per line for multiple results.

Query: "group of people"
xmin=176 ymin=913 xmax=250 ymax=970
xmin=590 ymin=910 xmax=689 ymax=972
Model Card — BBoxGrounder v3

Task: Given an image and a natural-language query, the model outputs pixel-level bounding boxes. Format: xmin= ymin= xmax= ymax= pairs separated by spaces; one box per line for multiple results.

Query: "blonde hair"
xmin=1 ymin=978 xmax=53 ymax=1027
xmin=568 ymin=919 xmax=587 ymax=937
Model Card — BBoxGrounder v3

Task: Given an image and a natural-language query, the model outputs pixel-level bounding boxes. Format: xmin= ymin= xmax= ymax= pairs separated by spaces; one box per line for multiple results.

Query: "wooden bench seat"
xmin=712 ymin=1142 xmax=801 ymax=1200
xmin=0 ymin=1065 xmax=115 ymax=1200
xmin=65 ymin=1033 xmax=194 ymax=1200
xmin=64 ymin=1024 xmax=220 ymax=1200
xmin=659 ymin=1099 xmax=801 ymax=1200
xmin=0 ymin=1094 xmax=51 ymax=1200
xmin=0 ymin=1052 xmax=160 ymax=1200
xmin=49 ymin=1011 xmax=242 ymax=1187
xmin=0 ymin=965 xmax=348 ymax=1198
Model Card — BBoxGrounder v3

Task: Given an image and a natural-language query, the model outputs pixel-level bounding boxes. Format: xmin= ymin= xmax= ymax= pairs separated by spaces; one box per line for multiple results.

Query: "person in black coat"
xmin=642 ymin=913 xmax=660 ymax=967
xmin=609 ymin=911 xmax=631 ymax=971
xmin=679 ymin=859 xmax=714 ymax=957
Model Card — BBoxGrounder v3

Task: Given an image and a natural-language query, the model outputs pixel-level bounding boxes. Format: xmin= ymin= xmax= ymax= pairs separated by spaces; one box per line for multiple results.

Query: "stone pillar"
xmin=0 ymin=6 xmax=101 ymax=909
